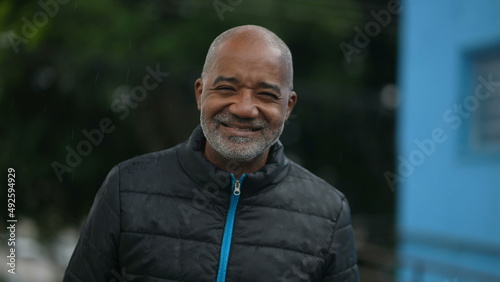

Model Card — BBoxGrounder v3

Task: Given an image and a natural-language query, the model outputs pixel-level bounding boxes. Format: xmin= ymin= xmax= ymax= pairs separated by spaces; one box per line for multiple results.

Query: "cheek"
xmin=261 ymin=105 xmax=287 ymax=126
xmin=199 ymin=99 xmax=215 ymax=122
xmin=201 ymin=94 xmax=229 ymax=114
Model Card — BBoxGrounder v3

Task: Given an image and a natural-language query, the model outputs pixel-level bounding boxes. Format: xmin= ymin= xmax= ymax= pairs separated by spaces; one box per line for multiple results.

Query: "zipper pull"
xmin=233 ymin=180 xmax=241 ymax=196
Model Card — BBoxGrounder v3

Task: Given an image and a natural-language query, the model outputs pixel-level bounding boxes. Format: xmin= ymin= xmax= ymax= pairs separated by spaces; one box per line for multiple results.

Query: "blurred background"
xmin=0 ymin=0 xmax=497 ymax=281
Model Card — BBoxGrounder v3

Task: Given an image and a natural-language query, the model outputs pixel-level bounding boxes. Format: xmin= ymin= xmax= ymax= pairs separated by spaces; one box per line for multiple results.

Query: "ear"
xmin=194 ymin=78 xmax=203 ymax=110
xmin=285 ymin=91 xmax=297 ymax=120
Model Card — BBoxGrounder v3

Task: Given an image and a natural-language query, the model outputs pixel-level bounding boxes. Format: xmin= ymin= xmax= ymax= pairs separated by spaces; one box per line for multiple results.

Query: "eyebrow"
xmin=212 ymin=76 xmax=282 ymax=96
xmin=212 ymin=76 xmax=239 ymax=86
xmin=257 ymin=81 xmax=281 ymax=95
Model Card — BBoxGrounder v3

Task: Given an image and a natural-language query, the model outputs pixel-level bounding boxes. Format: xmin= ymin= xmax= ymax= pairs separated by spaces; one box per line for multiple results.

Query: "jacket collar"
xmin=177 ymin=125 xmax=289 ymax=197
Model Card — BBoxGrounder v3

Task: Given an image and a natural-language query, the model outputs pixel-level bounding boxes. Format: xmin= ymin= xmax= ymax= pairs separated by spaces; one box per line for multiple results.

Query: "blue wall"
xmin=397 ymin=0 xmax=500 ymax=281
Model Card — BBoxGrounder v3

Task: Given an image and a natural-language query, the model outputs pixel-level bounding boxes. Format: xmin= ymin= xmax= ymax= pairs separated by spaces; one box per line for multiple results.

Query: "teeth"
xmin=227 ymin=124 xmax=252 ymax=131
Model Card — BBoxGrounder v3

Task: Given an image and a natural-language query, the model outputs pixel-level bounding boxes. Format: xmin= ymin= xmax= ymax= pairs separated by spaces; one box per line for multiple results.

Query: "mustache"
xmin=213 ymin=112 xmax=269 ymax=128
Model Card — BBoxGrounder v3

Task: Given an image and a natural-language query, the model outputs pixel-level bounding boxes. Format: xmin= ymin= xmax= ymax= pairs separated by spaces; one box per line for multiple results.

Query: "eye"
xmin=215 ymin=86 xmax=236 ymax=92
xmin=259 ymin=92 xmax=279 ymax=100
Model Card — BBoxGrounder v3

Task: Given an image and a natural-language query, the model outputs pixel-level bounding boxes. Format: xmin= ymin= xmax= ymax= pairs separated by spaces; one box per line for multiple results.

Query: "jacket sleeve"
xmin=324 ymin=197 xmax=360 ymax=282
xmin=63 ymin=166 xmax=121 ymax=282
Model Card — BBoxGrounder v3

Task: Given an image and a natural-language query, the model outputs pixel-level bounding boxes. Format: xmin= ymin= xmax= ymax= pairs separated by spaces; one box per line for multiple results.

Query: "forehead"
xmin=208 ymin=41 xmax=287 ymax=85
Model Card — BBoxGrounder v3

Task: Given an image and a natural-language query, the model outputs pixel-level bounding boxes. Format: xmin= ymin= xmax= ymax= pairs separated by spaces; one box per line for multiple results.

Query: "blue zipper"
xmin=216 ymin=173 xmax=246 ymax=282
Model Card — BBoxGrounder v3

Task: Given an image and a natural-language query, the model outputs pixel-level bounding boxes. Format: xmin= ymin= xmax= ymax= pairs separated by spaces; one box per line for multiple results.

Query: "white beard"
xmin=200 ymin=111 xmax=283 ymax=161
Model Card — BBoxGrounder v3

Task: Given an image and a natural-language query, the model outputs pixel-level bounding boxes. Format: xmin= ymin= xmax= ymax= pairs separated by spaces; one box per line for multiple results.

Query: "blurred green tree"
xmin=0 ymin=0 xmax=397 ymax=241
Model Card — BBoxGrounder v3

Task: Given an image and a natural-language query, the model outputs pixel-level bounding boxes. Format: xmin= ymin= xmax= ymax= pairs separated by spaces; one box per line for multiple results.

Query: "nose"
xmin=228 ymin=89 xmax=259 ymax=119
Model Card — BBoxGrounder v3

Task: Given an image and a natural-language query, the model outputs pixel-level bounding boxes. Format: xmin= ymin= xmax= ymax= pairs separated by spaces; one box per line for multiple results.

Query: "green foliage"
xmin=0 ymin=0 xmax=396 ymax=238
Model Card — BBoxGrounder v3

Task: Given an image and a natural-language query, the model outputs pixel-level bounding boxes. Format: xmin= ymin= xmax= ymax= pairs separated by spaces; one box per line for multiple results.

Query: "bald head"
xmin=201 ymin=25 xmax=294 ymax=90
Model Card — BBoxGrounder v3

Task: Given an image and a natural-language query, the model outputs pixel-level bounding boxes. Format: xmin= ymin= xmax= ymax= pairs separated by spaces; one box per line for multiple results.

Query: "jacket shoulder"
xmin=109 ymin=143 xmax=185 ymax=194
xmin=272 ymin=161 xmax=348 ymax=222
xmin=287 ymin=161 xmax=346 ymax=200
xmin=116 ymin=143 xmax=182 ymax=173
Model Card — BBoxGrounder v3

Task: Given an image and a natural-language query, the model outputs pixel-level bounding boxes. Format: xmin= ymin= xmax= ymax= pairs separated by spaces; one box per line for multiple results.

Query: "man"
xmin=64 ymin=25 xmax=359 ymax=282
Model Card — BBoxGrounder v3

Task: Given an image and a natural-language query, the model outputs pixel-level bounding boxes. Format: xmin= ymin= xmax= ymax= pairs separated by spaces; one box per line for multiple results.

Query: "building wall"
xmin=397 ymin=0 xmax=500 ymax=281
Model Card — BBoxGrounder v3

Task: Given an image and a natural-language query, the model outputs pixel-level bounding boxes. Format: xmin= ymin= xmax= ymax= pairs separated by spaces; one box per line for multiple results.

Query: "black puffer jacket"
xmin=64 ymin=126 xmax=359 ymax=282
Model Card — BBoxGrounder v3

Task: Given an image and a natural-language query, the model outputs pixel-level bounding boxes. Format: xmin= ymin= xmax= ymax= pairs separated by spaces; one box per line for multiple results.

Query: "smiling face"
xmin=195 ymin=37 xmax=297 ymax=167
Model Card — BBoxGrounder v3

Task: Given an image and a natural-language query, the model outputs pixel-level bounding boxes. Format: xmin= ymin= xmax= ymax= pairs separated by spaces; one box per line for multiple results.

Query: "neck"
xmin=204 ymin=143 xmax=269 ymax=178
